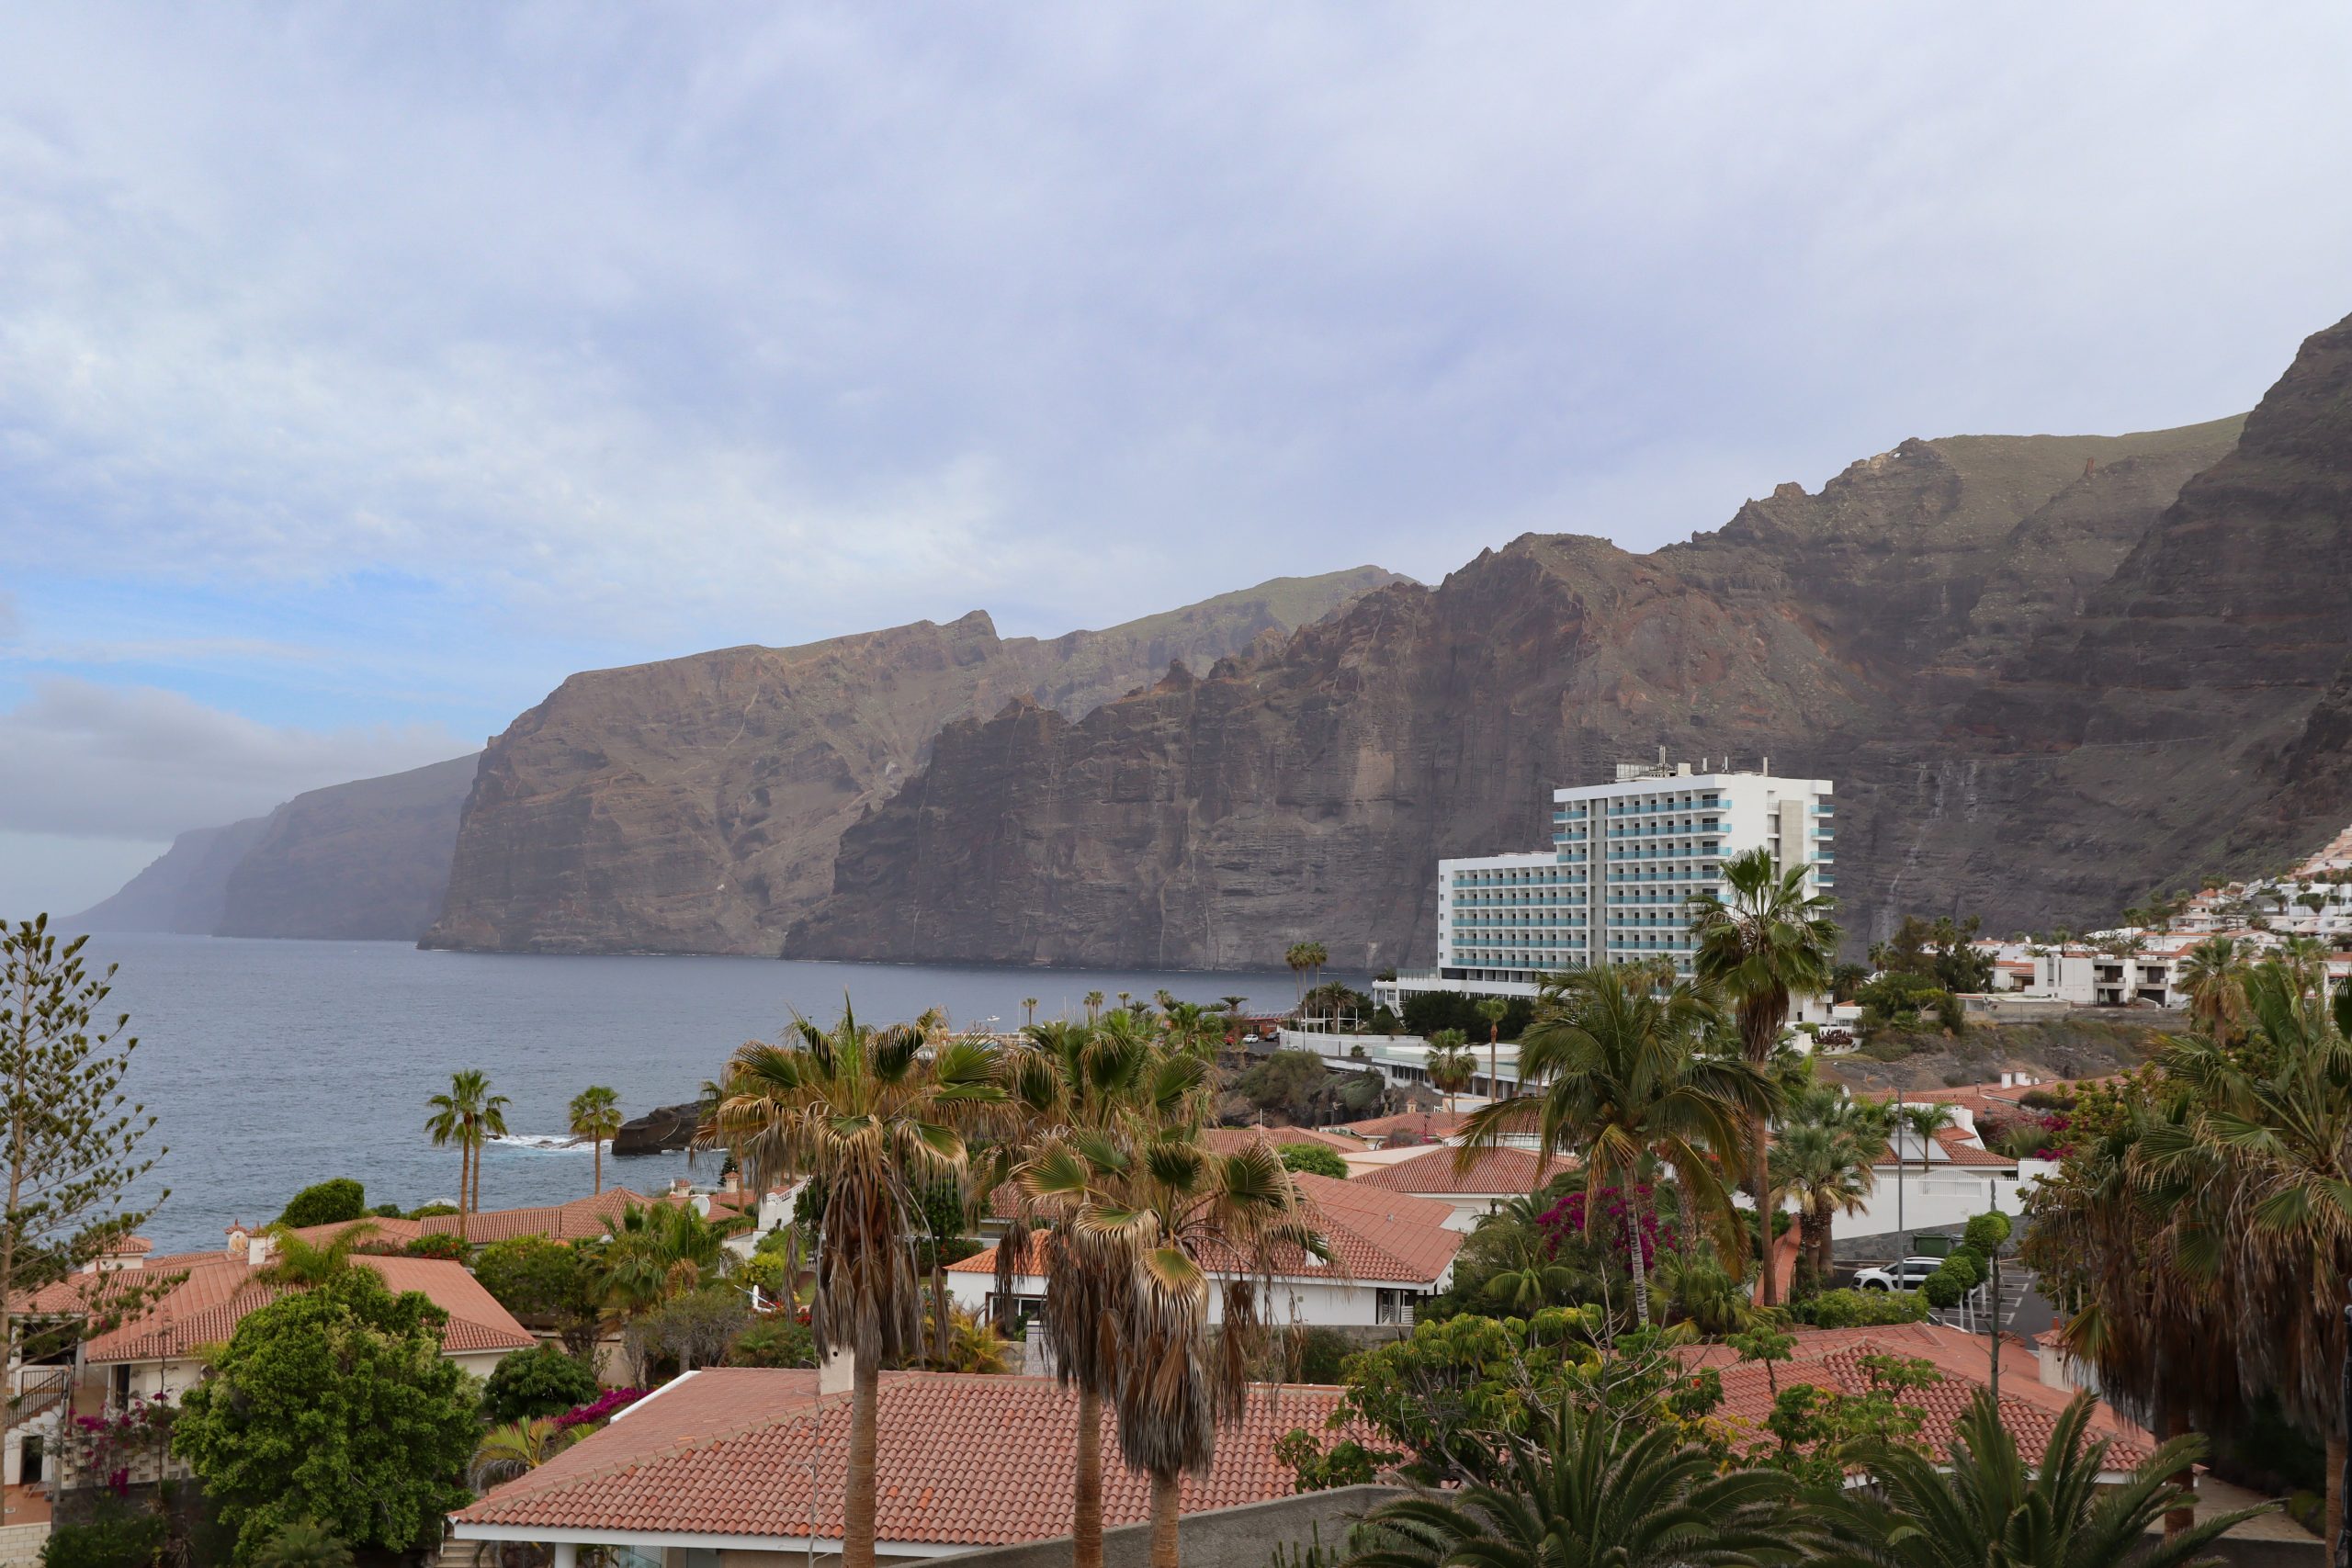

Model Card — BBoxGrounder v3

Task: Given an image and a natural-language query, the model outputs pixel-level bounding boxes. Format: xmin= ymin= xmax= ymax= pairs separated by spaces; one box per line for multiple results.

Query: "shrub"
xmin=1798 ymin=1288 xmax=1928 ymax=1328
xmin=250 ymin=1518 xmax=354 ymax=1568
xmin=402 ymin=1234 xmax=467 ymax=1261
xmin=40 ymin=1514 xmax=165 ymax=1568
xmin=406 ymin=1203 xmax=459 ymax=1220
xmin=1962 ymin=1211 xmax=2014 ymax=1254
xmin=1278 ymin=1143 xmax=1350 ymax=1180
xmin=1920 ymin=1269 xmax=1964 ymax=1309
xmin=368 ymin=1203 xmax=402 ymax=1218
xmin=481 ymin=1345 xmax=602 ymax=1425
xmin=553 ymin=1387 xmax=645 ymax=1428
xmin=727 ymin=1315 xmax=816 ymax=1369
xmin=276 ymin=1179 xmax=366 ymax=1230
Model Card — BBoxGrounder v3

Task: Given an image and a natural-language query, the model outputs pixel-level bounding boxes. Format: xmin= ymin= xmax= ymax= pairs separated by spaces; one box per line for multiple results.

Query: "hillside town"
xmin=5 ymin=754 xmax=2346 ymax=1568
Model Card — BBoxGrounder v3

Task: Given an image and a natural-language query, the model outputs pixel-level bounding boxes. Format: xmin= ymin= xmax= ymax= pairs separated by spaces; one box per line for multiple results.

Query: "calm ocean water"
xmin=71 ymin=934 xmax=1304 ymax=1253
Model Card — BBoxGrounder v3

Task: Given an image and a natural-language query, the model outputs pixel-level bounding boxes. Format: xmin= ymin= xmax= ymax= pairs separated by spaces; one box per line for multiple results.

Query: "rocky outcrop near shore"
xmin=789 ymin=313 xmax=2352 ymax=965
xmin=421 ymin=570 xmax=1397 ymax=955
xmin=612 ymin=1101 xmax=705 ymax=1156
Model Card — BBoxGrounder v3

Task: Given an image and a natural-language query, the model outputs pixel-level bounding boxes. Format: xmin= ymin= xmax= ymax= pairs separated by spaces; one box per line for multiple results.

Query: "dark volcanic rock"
xmin=793 ymin=317 xmax=2352 ymax=966
xmin=612 ymin=1101 xmax=704 ymax=1156
xmin=424 ymin=570 xmax=1397 ymax=955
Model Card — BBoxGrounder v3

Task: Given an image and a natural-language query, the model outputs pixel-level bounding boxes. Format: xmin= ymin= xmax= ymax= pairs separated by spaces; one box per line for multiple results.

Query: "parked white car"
xmin=1852 ymin=1257 xmax=1945 ymax=1292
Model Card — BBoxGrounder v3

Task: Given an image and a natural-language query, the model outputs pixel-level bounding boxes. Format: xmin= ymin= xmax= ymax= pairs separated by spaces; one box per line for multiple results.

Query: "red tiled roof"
xmin=956 ymin=1171 xmax=1460 ymax=1287
xmin=454 ymin=1368 xmax=1363 ymax=1547
xmin=1351 ymin=1145 xmax=1560 ymax=1196
xmin=1200 ymin=1125 xmax=1361 ymax=1156
xmin=77 ymin=1254 xmax=536 ymax=1363
xmin=1679 ymin=1324 xmax=2153 ymax=1472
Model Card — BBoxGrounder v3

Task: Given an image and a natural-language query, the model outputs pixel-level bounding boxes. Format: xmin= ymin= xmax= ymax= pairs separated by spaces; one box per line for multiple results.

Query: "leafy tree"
xmin=1795 ymin=1288 xmax=1927 ymax=1329
xmin=171 ymin=1268 xmax=479 ymax=1558
xmin=0 ymin=917 xmax=165 ymax=1476
xmin=402 ymin=1231 xmax=467 ymax=1261
xmin=473 ymin=1235 xmax=605 ymax=1357
xmin=705 ymin=1002 xmax=1001 ymax=1568
xmin=1687 ymin=848 xmax=1838 ymax=1305
xmin=569 ymin=1085 xmax=623 ymax=1195
xmin=728 ymin=1313 xmax=816 ymax=1368
xmin=481 ymin=1343 xmax=602 ymax=1423
xmin=1277 ymin=1142 xmax=1348 ymax=1179
xmin=276 ymin=1179 xmax=366 ymax=1230
xmin=1756 ymin=1351 xmax=1939 ymax=1494
xmin=1401 ymin=991 xmax=1531 ymax=1043
xmin=1273 ymin=1427 xmax=1396 ymax=1492
xmin=624 ymin=1283 xmax=750 ymax=1381
xmin=40 ymin=1514 xmax=167 ymax=1568
xmin=1827 ymin=1388 xmax=2265 ymax=1568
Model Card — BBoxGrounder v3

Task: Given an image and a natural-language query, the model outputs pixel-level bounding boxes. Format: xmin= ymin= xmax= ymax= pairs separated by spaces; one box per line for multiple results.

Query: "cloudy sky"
xmin=6 ymin=4 xmax=2352 ymax=914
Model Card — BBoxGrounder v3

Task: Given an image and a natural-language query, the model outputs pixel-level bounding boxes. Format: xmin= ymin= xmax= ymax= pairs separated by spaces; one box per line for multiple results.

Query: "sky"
xmin=6 ymin=4 xmax=2352 ymax=914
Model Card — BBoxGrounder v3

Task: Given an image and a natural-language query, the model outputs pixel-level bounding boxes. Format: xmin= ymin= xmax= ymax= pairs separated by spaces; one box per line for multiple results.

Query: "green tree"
xmin=424 ymin=1068 xmax=508 ymax=1240
xmin=1346 ymin=1397 xmax=1804 ymax=1568
xmin=1423 ymin=1032 xmax=1475 ymax=1112
xmin=248 ymin=1517 xmax=355 ymax=1568
xmin=1285 ymin=943 xmax=1315 ymax=1011
xmin=1770 ymin=1086 xmax=1879 ymax=1281
xmin=472 ymin=1235 xmax=605 ymax=1358
xmin=1277 ymin=1142 xmax=1349 ymax=1179
xmin=276 ymin=1179 xmax=366 ymax=1230
xmin=2178 ymin=936 xmax=2252 ymax=1043
xmin=1475 ymin=998 xmax=1510 ymax=1100
xmin=257 ymin=1220 xmax=381 ymax=1285
xmin=568 ymin=1085 xmax=623 ymax=1196
xmin=1827 ymin=1389 xmax=2263 ymax=1568
xmin=597 ymin=1198 xmax=746 ymax=1319
xmin=1460 ymin=965 xmax=1769 ymax=1327
xmin=171 ymin=1268 xmax=478 ymax=1557
xmin=1687 ymin=848 xmax=1838 ymax=1304
xmin=0 ymin=917 xmax=165 ymax=1477
xmin=705 ymin=1002 xmax=1001 ymax=1568
xmin=481 ymin=1343 xmax=601 ymax=1423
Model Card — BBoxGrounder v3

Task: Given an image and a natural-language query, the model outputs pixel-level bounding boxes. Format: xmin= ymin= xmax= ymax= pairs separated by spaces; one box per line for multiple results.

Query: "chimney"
xmin=226 ymin=1222 xmax=252 ymax=1260
xmin=820 ymin=1346 xmax=855 ymax=1396
xmin=670 ymin=1177 xmax=692 ymax=1198
xmin=721 ymin=1169 xmax=741 ymax=1195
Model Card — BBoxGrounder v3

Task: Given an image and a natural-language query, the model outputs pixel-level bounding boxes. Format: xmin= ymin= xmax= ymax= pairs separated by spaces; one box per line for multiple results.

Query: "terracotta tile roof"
xmin=281 ymin=1188 xmax=658 ymax=1252
xmin=1679 ymin=1325 xmax=2153 ymax=1472
xmin=1351 ymin=1145 xmax=1560 ymax=1196
xmin=955 ymin=1173 xmax=1459 ymax=1287
xmin=1336 ymin=1110 xmax=1468 ymax=1142
xmin=77 ymin=1255 xmax=535 ymax=1363
xmin=454 ymin=1368 xmax=1363 ymax=1547
xmin=1199 ymin=1125 xmax=1361 ymax=1156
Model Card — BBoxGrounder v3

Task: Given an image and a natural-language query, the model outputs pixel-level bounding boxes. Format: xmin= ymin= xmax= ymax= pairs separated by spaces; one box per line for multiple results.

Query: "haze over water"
xmin=77 ymin=934 xmax=1305 ymax=1253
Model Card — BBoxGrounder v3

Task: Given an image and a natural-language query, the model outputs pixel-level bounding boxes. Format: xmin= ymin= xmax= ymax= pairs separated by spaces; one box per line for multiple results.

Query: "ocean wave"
xmin=488 ymin=1134 xmax=589 ymax=1153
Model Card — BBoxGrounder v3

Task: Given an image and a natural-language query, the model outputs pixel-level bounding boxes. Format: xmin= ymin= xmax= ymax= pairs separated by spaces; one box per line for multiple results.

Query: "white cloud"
xmin=0 ymin=678 xmax=471 ymax=840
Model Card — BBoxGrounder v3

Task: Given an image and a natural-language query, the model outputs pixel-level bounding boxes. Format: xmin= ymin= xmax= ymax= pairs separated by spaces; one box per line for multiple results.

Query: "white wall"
xmin=951 ymin=1270 xmax=1421 ymax=1328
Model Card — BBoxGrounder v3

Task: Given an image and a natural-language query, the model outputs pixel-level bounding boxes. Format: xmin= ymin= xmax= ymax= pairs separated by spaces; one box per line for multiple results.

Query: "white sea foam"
xmin=489 ymin=1133 xmax=588 ymax=1153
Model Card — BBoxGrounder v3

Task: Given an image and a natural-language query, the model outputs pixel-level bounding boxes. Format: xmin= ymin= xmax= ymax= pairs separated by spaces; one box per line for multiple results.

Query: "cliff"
xmin=216 ymin=754 xmax=481 ymax=941
xmin=72 ymin=816 xmax=271 ymax=934
xmin=420 ymin=569 xmax=1399 ymax=954
xmin=792 ymin=318 xmax=2352 ymax=967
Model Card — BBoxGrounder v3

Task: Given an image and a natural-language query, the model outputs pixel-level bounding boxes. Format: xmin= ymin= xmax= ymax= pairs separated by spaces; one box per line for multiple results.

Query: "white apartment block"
xmin=1380 ymin=758 xmax=1835 ymax=1011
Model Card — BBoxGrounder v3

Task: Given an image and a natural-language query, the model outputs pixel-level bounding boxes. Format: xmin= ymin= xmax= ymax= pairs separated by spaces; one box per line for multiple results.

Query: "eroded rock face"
xmin=421 ymin=570 xmax=1399 ymax=954
xmin=791 ymin=314 xmax=2352 ymax=967
xmin=218 ymin=755 xmax=481 ymax=941
xmin=72 ymin=816 xmax=272 ymax=934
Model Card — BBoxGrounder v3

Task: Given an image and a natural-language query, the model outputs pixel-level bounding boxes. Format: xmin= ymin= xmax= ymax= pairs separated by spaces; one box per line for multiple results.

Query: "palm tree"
xmin=1023 ymin=998 xmax=1040 ymax=1028
xmin=1025 ymin=1124 xmax=1320 ymax=1568
xmin=469 ymin=1416 xmax=587 ymax=1491
xmin=1687 ymin=847 xmax=1838 ymax=1303
xmin=1828 ymin=1388 xmax=2264 ymax=1568
xmin=1348 ymin=1399 xmax=1804 ymax=1568
xmin=1769 ymin=1087 xmax=1878 ymax=1282
xmin=1004 ymin=1021 xmax=1204 ymax=1568
xmin=1460 ymin=964 xmax=1770 ymax=1326
xmin=1083 ymin=990 xmax=1106 ymax=1023
xmin=1887 ymin=1100 xmax=1955 ymax=1252
xmin=568 ymin=1086 xmax=623 ymax=1195
xmin=703 ymin=1003 xmax=1002 ymax=1568
xmin=1475 ymin=998 xmax=1510 ymax=1099
xmin=1284 ymin=943 xmax=1314 ymax=1012
xmin=256 ymin=1221 xmax=380 ymax=1286
xmin=2141 ymin=970 xmax=2352 ymax=1540
xmin=424 ymin=1069 xmax=507 ymax=1241
xmin=597 ymin=1198 xmax=747 ymax=1319
xmin=2178 ymin=937 xmax=2250 ymax=1044
xmin=1423 ymin=1032 xmax=1475 ymax=1112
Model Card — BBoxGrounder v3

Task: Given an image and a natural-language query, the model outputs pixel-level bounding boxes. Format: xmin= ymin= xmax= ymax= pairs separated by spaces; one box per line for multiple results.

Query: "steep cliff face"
xmin=72 ymin=816 xmax=271 ymax=933
xmin=421 ymin=570 xmax=1398 ymax=954
xmin=216 ymin=754 xmax=480 ymax=941
xmin=795 ymin=318 xmax=2352 ymax=967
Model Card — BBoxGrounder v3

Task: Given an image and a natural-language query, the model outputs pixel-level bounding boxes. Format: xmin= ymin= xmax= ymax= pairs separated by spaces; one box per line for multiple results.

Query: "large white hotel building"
xmin=1374 ymin=757 xmax=1835 ymax=1013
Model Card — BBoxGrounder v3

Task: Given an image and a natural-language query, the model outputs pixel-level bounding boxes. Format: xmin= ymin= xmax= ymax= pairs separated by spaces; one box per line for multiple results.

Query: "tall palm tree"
xmin=425 ymin=1069 xmax=507 ymax=1241
xmin=1424 ymin=1032 xmax=1475 ymax=1112
xmin=568 ymin=1086 xmax=623 ymax=1196
xmin=1475 ymin=998 xmax=1510 ymax=1099
xmin=2141 ymin=969 xmax=2352 ymax=1540
xmin=704 ymin=1004 xmax=1002 ymax=1568
xmin=1828 ymin=1388 xmax=2264 ymax=1568
xmin=1083 ymin=990 xmax=1106 ymax=1023
xmin=1769 ymin=1087 xmax=1878 ymax=1282
xmin=1023 ymin=998 xmax=1040 ymax=1028
xmin=1460 ymin=964 xmax=1770 ymax=1326
xmin=1025 ymin=1125 xmax=1320 ymax=1568
xmin=1284 ymin=943 xmax=1314 ymax=1012
xmin=1348 ymin=1399 xmax=1805 ymax=1568
xmin=2179 ymin=936 xmax=2251 ymax=1043
xmin=1004 ymin=1021 xmax=1205 ymax=1568
xmin=1687 ymin=848 xmax=1838 ymax=1304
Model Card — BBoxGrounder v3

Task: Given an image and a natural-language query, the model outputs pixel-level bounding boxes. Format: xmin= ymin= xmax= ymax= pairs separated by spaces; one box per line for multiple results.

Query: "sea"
xmin=70 ymin=933 xmax=1303 ymax=1254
